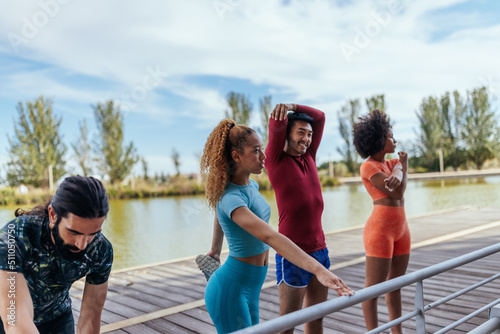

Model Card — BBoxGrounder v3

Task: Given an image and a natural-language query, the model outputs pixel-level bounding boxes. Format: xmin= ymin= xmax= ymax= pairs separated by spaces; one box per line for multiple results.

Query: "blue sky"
xmin=0 ymin=0 xmax=499 ymax=179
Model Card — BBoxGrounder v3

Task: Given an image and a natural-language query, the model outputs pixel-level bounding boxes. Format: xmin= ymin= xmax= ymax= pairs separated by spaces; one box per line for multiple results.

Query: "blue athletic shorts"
xmin=276 ymin=248 xmax=330 ymax=287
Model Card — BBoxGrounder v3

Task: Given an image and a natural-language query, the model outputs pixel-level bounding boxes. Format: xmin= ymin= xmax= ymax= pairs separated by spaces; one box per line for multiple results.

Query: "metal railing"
xmin=469 ymin=305 xmax=500 ymax=334
xmin=233 ymin=242 xmax=500 ymax=334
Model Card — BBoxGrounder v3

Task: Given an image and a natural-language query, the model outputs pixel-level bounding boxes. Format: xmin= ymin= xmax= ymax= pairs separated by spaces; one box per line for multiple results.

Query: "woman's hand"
xmin=206 ymin=251 xmax=221 ymax=263
xmin=316 ymin=269 xmax=355 ymax=297
xmin=384 ymin=151 xmax=408 ymax=191
xmin=398 ymin=151 xmax=408 ymax=166
xmin=384 ymin=173 xmax=402 ymax=192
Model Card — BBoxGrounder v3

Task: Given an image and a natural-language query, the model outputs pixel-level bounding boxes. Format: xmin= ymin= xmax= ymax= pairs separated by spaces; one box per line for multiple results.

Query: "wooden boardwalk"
xmin=70 ymin=206 xmax=500 ymax=333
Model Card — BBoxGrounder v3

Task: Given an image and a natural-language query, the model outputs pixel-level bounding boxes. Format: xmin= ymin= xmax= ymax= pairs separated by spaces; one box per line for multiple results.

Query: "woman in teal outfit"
xmin=200 ymin=119 xmax=354 ymax=333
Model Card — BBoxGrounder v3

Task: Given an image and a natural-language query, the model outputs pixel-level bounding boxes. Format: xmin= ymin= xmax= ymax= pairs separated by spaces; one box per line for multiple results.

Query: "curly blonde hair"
xmin=201 ymin=119 xmax=256 ymax=210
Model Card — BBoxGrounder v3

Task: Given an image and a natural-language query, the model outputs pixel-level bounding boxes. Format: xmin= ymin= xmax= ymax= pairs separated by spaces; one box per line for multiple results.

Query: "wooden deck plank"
xmin=118 ymin=323 xmax=164 ymax=334
xmin=141 ymin=318 xmax=208 ymax=334
xmin=145 ymin=313 xmax=218 ymax=333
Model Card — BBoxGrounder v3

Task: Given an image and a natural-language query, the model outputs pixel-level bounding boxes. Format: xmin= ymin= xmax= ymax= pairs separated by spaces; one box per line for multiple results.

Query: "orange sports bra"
xmin=360 ymin=158 xmax=401 ymax=201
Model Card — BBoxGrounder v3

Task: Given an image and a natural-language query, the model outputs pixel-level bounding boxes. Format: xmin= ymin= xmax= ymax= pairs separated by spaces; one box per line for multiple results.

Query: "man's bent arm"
xmin=0 ymin=271 xmax=39 ymax=333
xmin=77 ymin=281 xmax=108 ymax=334
xmin=266 ymin=104 xmax=291 ymax=170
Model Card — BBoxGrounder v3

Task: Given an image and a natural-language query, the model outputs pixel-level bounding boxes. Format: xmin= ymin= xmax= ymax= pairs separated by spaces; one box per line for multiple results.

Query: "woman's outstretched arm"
xmin=231 ymin=207 xmax=354 ymax=296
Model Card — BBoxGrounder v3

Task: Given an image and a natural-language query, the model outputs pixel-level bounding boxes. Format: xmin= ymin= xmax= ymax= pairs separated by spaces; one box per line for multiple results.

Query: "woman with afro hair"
xmin=353 ymin=109 xmax=409 ymax=334
xmin=200 ymin=119 xmax=353 ymax=333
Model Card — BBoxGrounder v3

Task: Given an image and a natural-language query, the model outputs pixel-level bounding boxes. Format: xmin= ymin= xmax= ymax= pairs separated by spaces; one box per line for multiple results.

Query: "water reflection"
xmin=102 ymin=196 xmax=215 ymax=270
xmin=1 ymin=176 xmax=499 ymax=270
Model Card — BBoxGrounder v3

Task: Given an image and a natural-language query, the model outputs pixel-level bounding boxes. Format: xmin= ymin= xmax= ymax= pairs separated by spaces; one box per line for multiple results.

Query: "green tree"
xmin=257 ymin=95 xmax=271 ymax=147
xmin=7 ymin=96 xmax=66 ymax=187
xmin=72 ymin=119 xmax=92 ymax=176
xmin=171 ymin=148 xmax=181 ymax=176
xmin=337 ymin=99 xmax=361 ymax=176
xmin=463 ymin=87 xmax=499 ymax=169
xmin=414 ymin=96 xmax=442 ymax=171
xmin=93 ymin=100 xmax=139 ymax=184
xmin=225 ymin=92 xmax=253 ymax=126
xmin=141 ymin=156 xmax=149 ymax=181
xmin=365 ymin=94 xmax=385 ymax=112
xmin=440 ymin=91 xmax=468 ymax=170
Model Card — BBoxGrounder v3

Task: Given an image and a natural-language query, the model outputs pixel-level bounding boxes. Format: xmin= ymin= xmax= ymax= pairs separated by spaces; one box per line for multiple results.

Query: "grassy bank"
xmin=0 ymin=173 xmax=342 ymax=206
xmin=0 ymin=187 xmax=52 ymax=206
xmin=0 ymin=176 xmax=203 ymax=206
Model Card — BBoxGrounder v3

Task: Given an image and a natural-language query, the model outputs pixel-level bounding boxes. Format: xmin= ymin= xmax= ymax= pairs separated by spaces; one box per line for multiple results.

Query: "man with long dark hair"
xmin=0 ymin=176 xmax=113 ymax=334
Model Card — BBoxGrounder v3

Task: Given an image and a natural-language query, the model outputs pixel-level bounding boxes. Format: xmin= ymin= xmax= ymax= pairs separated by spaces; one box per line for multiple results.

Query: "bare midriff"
xmin=234 ymin=250 xmax=269 ymax=267
xmin=373 ymin=197 xmax=405 ymax=207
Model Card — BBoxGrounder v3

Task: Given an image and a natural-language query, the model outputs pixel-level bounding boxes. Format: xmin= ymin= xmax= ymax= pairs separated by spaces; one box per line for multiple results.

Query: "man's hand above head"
xmin=271 ymin=103 xmax=296 ymax=121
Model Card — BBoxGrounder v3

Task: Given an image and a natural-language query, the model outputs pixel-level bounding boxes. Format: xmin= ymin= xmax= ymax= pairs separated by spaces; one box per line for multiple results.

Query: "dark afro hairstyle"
xmin=352 ymin=109 xmax=392 ymax=159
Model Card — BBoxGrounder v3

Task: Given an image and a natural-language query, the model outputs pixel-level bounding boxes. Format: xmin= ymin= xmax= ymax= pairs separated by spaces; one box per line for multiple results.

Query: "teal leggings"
xmin=205 ymin=256 xmax=268 ymax=333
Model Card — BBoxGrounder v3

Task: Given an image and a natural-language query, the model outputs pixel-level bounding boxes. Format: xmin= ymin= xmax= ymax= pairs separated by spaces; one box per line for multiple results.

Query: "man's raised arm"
xmin=265 ymin=103 xmax=293 ymax=169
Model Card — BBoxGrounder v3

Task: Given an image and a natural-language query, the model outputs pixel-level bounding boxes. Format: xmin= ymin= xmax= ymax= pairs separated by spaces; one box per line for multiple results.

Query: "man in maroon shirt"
xmin=265 ymin=103 xmax=334 ymax=334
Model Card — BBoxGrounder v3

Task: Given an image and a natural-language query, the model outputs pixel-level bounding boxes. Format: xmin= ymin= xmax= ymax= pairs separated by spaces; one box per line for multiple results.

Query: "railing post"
xmin=489 ymin=304 xmax=500 ymax=334
xmin=415 ymin=281 xmax=426 ymax=334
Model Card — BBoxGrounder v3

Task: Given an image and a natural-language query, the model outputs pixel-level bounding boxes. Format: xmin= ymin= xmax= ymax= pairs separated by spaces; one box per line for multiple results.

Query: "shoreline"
xmin=2 ymin=169 xmax=500 ymax=206
xmin=338 ymin=168 xmax=500 ymax=184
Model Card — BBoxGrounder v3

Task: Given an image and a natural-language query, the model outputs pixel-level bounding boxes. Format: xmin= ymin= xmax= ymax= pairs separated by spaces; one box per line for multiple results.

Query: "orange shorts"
xmin=363 ymin=205 xmax=411 ymax=258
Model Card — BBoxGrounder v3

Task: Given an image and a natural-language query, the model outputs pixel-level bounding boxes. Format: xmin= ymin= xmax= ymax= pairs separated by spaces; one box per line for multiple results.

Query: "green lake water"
xmin=1 ymin=176 xmax=499 ymax=270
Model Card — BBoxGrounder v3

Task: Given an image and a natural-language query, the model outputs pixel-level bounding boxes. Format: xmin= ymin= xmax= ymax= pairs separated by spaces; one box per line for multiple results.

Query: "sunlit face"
xmin=233 ymin=133 xmax=266 ymax=175
xmin=48 ymin=206 xmax=105 ymax=261
xmin=383 ymin=128 xmax=397 ymax=154
xmin=285 ymin=121 xmax=313 ymax=156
